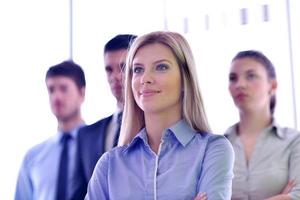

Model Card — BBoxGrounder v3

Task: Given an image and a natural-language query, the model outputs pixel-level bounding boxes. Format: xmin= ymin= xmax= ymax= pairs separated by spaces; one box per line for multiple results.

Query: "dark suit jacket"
xmin=72 ymin=115 xmax=113 ymax=199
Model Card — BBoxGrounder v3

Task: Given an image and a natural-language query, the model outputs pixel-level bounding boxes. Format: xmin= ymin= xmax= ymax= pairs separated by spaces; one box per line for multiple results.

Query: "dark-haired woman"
xmin=225 ymin=50 xmax=300 ymax=200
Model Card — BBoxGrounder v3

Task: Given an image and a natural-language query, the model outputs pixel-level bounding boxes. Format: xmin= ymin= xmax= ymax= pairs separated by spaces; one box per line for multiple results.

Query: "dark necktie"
xmin=113 ymin=112 xmax=122 ymax=147
xmin=70 ymin=137 xmax=88 ymax=200
xmin=56 ymin=133 xmax=71 ymax=200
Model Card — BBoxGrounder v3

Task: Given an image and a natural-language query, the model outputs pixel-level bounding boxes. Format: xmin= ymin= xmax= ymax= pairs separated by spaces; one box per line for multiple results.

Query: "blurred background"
xmin=0 ymin=0 xmax=299 ymax=198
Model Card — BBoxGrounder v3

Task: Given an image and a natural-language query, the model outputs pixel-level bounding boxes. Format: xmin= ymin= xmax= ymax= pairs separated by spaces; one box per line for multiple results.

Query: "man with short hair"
xmin=15 ymin=61 xmax=86 ymax=200
xmin=76 ymin=34 xmax=137 ymax=193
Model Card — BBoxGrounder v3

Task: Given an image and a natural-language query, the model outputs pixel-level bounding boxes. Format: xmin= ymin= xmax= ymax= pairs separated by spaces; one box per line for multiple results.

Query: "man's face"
xmin=104 ymin=49 xmax=128 ymax=104
xmin=46 ymin=76 xmax=85 ymax=122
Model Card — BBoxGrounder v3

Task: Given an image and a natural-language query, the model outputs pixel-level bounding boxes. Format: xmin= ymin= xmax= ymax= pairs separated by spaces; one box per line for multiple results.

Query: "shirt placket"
xmin=235 ymin=137 xmax=251 ymax=199
xmin=246 ymin=132 xmax=267 ymax=200
xmin=143 ymin=138 xmax=165 ymax=200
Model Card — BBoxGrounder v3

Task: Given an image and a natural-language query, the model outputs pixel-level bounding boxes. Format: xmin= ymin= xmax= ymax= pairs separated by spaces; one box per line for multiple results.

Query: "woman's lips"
xmin=139 ymin=89 xmax=160 ymax=97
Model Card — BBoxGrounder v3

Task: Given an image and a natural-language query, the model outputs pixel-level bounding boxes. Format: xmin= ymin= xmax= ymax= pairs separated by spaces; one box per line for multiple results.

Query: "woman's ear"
xmin=269 ymin=79 xmax=277 ymax=95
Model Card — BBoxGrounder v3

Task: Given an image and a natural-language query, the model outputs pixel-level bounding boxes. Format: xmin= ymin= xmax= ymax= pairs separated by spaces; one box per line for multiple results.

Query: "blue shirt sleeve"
xmin=15 ymin=154 xmax=33 ymax=200
xmin=198 ymin=135 xmax=234 ymax=199
xmin=85 ymin=152 xmax=110 ymax=200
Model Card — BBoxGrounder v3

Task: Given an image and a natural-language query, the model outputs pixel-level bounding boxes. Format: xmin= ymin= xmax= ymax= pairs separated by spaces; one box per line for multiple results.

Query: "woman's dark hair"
xmin=232 ymin=50 xmax=276 ymax=115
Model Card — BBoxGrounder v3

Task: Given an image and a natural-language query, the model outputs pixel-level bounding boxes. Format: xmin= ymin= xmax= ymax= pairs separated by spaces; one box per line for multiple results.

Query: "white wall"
xmin=290 ymin=0 xmax=300 ymax=129
xmin=0 ymin=0 xmax=70 ymax=198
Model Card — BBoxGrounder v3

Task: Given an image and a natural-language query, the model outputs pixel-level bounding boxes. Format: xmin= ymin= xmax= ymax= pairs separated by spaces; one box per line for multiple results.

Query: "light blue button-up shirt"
xmin=15 ymin=124 xmax=84 ymax=200
xmin=86 ymin=120 xmax=234 ymax=200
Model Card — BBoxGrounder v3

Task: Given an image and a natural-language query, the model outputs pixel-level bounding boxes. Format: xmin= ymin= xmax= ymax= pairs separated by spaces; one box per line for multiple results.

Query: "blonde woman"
xmin=86 ymin=31 xmax=234 ymax=200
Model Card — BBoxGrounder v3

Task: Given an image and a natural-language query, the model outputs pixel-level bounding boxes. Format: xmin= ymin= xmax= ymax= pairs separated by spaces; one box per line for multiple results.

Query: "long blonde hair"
xmin=119 ymin=31 xmax=210 ymax=145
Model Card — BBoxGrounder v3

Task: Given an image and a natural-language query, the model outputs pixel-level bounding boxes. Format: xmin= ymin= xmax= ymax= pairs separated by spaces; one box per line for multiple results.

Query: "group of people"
xmin=15 ymin=31 xmax=300 ymax=200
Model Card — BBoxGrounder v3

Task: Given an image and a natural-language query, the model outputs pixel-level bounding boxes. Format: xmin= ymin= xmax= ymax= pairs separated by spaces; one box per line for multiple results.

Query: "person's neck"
xmin=145 ymin=109 xmax=181 ymax=154
xmin=238 ymin=109 xmax=272 ymax=137
xmin=116 ymin=100 xmax=124 ymax=111
xmin=58 ymin=114 xmax=84 ymax=133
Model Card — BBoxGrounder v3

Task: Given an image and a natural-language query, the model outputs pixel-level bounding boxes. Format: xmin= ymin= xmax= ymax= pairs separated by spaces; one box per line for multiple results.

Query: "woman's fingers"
xmin=194 ymin=192 xmax=207 ymax=200
xmin=281 ymin=180 xmax=296 ymax=194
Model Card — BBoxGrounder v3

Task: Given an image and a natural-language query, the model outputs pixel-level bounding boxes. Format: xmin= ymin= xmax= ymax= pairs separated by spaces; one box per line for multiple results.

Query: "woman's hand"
xmin=281 ymin=180 xmax=296 ymax=194
xmin=194 ymin=192 xmax=207 ymax=200
xmin=265 ymin=180 xmax=295 ymax=200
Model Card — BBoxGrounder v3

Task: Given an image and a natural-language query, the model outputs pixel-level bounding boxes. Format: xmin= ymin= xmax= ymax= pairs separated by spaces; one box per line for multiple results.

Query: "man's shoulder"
xmin=79 ymin=115 xmax=113 ymax=134
xmin=23 ymin=137 xmax=55 ymax=166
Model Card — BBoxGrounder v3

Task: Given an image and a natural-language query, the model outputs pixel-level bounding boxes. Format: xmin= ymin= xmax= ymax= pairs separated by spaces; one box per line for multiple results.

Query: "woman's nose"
xmin=235 ymin=77 xmax=246 ymax=88
xmin=140 ymin=71 xmax=154 ymax=85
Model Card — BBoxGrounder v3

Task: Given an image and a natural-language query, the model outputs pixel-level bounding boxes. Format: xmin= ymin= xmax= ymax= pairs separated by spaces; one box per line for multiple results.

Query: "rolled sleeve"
xmin=288 ymin=135 xmax=300 ymax=200
xmin=198 ymin=136 xmax=234 ymax=200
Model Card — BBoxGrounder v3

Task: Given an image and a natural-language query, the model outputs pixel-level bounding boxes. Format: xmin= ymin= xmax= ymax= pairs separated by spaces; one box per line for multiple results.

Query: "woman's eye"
xmin=156 ymin=63 xmax=169 ymax=71
xmin=229 ymin=74 xmax=237 ymax=83
xmin=133 ymin=66 xmax=144 ymax=74
xmin=247 ymin=73 xmax=256 ymax=80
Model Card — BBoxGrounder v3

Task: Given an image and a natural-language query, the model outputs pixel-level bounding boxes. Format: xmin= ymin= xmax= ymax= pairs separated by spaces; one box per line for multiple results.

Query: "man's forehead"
xmin=105 ymin=49 xmax=128 ymax=58
xmin=46 ymin=76 xmax=75 ymax=85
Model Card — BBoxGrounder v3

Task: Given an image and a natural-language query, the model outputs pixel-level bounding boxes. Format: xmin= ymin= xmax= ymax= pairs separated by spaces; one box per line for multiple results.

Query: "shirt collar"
xmin=123 ymin=119 xmax=197 ymax=152
xmin=270 ymin=119 xmax=285 ymax=139
xmin=168 ymin=119 xmax=197 ymax=146
xmin=224 ymin=118 xmax=285 ymax=140
xmin=125 ymin=128 xmax=148 ymax=150
xmin=113 ymin=111 xmax=123 ymax=123
xmin=113 ymin=108 xmax=123 ymax=119
xmin=55 ymin=123 xmax=85 ymax=143
xmin=224 ymin=124 xmax=238 ymax=140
